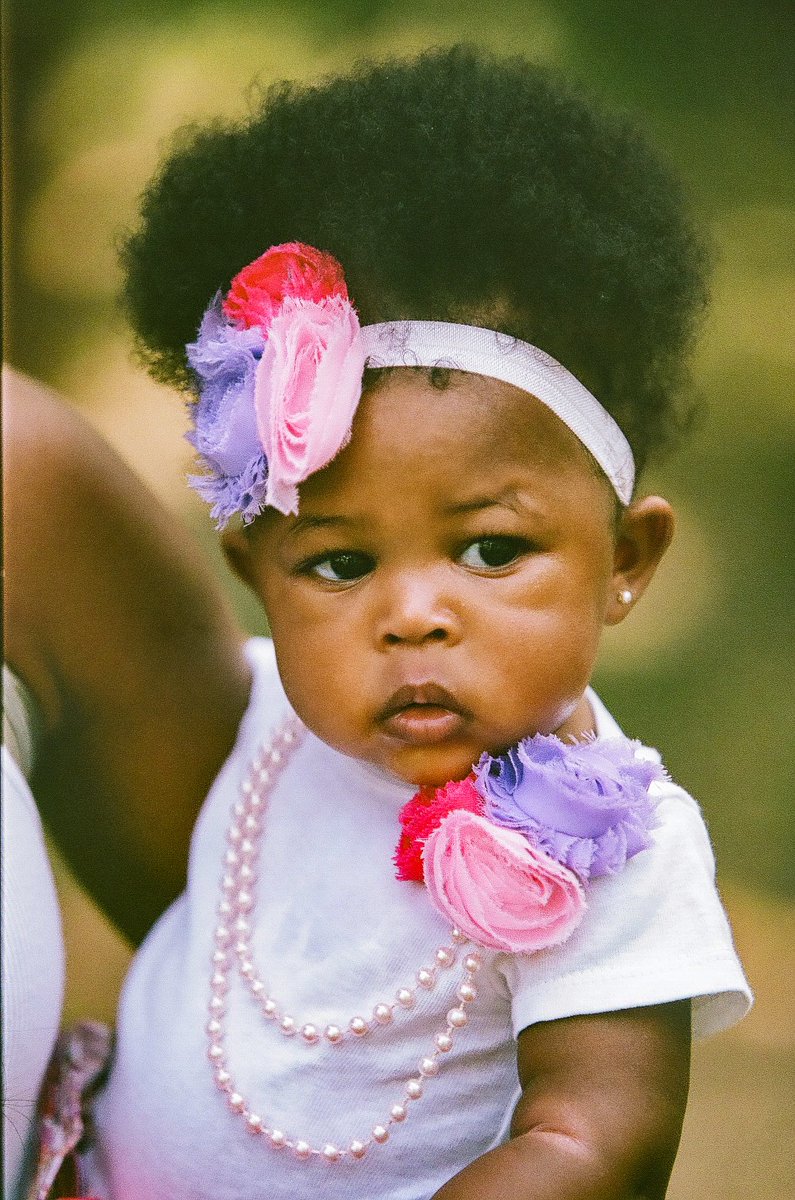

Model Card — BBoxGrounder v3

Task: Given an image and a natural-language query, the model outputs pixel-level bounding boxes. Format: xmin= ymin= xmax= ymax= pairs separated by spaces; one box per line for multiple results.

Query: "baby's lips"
xmin=378 ymin=682 xmax=466 ymax=721
xmin=381 ymin=706 xmax=466 ymax=746
xmin=377 ymin=682 xmax=471 ymax=745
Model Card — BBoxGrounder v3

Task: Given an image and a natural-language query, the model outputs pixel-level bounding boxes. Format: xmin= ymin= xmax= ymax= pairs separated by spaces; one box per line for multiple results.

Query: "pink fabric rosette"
xmin=187 ymin=242 xmax=366 ymax=522
xmin=423 ymin=810 xmax=586 ymax=953
xmin=254 ymin=294 xmax=366 ymax=514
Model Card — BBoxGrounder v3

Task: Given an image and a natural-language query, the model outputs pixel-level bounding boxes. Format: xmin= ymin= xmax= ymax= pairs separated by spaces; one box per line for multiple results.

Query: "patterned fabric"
xmin=27 ymin=1022 xmax=112 ymax=1200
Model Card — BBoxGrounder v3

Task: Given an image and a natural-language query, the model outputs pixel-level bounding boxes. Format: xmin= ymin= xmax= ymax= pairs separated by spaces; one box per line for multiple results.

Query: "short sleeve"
xmin=499 ymin=785 xmax=752 ymax=1040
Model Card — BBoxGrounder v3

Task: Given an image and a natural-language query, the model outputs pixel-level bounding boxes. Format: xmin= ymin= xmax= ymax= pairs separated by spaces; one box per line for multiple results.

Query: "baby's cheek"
xmin=503 ymin=650 xmax=593 ymax=735
xmin=276 ymin=665 xmax=367 ymax=756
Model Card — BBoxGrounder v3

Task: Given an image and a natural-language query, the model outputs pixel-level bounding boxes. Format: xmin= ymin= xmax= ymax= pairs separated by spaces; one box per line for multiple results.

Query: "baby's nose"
xmin=377 ymin=576 xmax=461 ymax=648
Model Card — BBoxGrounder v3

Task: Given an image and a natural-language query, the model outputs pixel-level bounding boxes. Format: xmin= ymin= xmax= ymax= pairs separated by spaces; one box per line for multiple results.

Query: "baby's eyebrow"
xmin=286 ymin=513 xmax=357 ymax=538
xmin=443 ymin=490 xmax=525 ymax=516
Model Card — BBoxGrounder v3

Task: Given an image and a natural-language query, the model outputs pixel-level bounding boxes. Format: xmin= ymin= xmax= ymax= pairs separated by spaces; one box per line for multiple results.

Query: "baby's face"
xmin=236 ymin=371 xmax=622 ymax=786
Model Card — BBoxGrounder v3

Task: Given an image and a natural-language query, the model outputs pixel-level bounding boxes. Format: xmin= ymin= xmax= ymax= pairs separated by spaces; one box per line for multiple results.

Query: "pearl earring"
xmin=617 ymin=588 xmax=633 ymax=605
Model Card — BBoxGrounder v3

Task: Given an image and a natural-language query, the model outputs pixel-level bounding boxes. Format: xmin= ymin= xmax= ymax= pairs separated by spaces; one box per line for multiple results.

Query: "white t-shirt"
xmin=85 ymin=639 xmax=750 ymax=1200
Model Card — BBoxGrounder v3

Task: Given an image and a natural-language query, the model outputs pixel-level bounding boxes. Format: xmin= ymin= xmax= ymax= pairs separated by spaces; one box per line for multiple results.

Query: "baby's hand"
xmin=431 ymin=1000 xmax=690 ymax=1200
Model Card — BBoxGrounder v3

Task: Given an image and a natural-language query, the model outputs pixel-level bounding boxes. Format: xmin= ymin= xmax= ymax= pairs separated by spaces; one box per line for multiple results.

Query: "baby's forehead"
xmin=355 ymin=369 xmax=598 ymax=473
xmin=291 ymin=369 xmax=612 ymax=518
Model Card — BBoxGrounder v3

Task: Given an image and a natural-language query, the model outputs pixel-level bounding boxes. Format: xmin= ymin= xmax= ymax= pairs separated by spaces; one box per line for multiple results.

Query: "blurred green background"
xmin=4 ymin=2 xmax=793 ymax=1196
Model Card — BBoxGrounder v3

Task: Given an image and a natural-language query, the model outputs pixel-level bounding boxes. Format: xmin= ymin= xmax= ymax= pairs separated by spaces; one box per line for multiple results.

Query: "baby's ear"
xmin=605 ymin=496 xmax=675 ymax=626
xmin=220 ymin=526 xmax=257 ymax=590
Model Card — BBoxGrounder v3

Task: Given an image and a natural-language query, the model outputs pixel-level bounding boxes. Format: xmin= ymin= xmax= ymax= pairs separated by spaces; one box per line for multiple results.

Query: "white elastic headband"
xmin=360 ymin=321 xmax=635 ymax=504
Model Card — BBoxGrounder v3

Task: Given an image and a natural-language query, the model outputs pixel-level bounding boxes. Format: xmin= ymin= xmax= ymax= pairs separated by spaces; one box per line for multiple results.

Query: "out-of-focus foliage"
xmin=4 ymin=0 xmax=794 ymax=895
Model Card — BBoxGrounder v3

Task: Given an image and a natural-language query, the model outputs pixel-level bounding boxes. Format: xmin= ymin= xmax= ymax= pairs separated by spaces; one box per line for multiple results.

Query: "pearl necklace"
xmin=207 ymin=714 xmax=483 ymax=1163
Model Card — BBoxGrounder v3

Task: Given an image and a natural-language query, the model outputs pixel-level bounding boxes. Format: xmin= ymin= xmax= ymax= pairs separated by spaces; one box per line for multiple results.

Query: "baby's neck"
xmin=552 ymin=693 xmax=597 ymax=742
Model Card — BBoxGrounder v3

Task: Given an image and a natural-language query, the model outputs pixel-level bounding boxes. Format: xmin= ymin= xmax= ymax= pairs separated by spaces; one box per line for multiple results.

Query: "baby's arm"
xmin=431 ymin=999 xmax=690 ymax=1200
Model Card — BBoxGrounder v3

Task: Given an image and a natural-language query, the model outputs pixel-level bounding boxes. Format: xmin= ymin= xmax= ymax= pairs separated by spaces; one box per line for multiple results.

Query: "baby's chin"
xmin=380 ymin=709 xmax=589 ymax=786
xmin=380 ymin=742 xmax=487 ymax=789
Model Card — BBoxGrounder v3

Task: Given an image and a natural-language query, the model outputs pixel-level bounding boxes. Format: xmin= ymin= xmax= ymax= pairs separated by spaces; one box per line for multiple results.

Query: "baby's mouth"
xmin=378 ymin=684 xmax=470 ymax=746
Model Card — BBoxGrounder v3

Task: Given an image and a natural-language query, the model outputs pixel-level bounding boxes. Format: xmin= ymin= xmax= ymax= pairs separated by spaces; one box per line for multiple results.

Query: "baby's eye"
xmin=307 ymin=551 xmax=374 ymax=582
xmin=459 ymin=536 xmax=529 ymax=570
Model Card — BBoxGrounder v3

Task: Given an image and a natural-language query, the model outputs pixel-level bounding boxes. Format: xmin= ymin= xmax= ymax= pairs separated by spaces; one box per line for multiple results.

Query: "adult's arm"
xmin=3 ymin=366 xmax=251 ymax=943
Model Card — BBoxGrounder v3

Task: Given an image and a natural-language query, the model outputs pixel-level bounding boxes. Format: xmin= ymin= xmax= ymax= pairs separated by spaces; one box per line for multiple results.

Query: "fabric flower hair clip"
xmin=395 ymin=734 xmax=665 ymax=954
xmin=185 ymin=240 xmax=637 ymax=527
xmin=186 ymin=242 xmax=366 ymax=525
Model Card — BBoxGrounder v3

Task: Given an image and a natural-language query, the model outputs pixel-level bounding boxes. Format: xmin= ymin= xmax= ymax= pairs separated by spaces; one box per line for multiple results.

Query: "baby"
xmin=82 ymin=46 xmax=750 ymax=1200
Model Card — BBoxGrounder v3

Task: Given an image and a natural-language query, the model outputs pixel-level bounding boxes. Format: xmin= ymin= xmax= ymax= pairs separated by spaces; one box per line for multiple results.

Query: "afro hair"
xmin=120 ymin=45 xmax=710 ymax=474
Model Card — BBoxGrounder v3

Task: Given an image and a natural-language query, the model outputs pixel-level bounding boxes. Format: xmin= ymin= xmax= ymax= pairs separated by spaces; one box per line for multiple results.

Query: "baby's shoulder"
xmin=243 ymin=635 xmax=280 ymax=683
xmin=589 ymin=690 xmax=712 ymax=859
xmin=648 ymin=774 xmax=717 ymax=874
xmin=229 ymin=637 xmax=292 ymax=754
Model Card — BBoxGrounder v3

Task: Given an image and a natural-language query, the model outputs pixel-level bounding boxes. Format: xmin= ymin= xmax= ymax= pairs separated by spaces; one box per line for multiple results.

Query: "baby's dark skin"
xmin=222 ymin=369 xmax=687 ymax=1198
xmin=435 ymin=1002 xmax=690 ymax=1198
xmin=4 ymin=366 xmax=688 ymax=1195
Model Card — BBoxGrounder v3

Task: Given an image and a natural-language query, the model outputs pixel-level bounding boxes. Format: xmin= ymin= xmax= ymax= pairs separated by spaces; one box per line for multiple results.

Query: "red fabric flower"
xmin=394 ymin=776 xmax=485 ymax=881
xmin=223 ymin=242 xmax=349 ymax=330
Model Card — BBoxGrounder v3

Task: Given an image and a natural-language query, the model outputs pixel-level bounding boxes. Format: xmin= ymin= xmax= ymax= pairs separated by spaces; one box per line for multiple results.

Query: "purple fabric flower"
xmin=188 ymin=450 xmax=269 ymax=528
xmin=185 ymin=299 xmax=268 ymax=527
xmin=475 ymin=735 xmax=665 ymax=880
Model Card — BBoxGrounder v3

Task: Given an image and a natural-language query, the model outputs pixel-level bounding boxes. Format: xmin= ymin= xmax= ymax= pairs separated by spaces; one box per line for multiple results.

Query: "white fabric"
xmin=2 ymin=746 xmax=66 ymax=1199
xmin=85 ymin=639 xmax=750 ymax=1200
xmin=360 ymin=321 xmax=636 ymax=504
xmin=3 ymin=665 xmax=38 ymax=781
